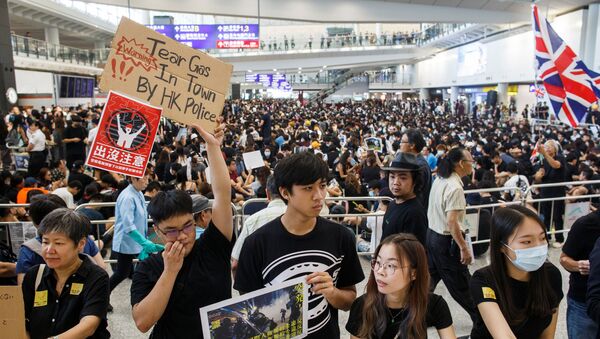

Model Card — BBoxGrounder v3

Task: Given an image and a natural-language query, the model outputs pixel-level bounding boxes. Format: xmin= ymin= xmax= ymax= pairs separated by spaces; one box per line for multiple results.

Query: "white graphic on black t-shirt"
xmin=262 ymin=250 xmax=344 ymax=335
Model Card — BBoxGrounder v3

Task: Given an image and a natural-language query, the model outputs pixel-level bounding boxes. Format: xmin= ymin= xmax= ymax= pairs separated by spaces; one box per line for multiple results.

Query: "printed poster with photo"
xmin=8 ymin=222 xmax=37 ymax=255
xmin=12 ymin=153 xmax=29 ymax=171
xmin=200 ymin=277 xmax=309 ymax=339
xmin=86 ymin=90 xmax=162 ymax=177
xmin=364 ymin=137 xmax=383 ymax=153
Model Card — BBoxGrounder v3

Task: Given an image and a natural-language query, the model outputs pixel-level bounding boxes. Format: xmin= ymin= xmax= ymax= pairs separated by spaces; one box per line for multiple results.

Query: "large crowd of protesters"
xmin=1 ymin=97 xmax=600 ymax=338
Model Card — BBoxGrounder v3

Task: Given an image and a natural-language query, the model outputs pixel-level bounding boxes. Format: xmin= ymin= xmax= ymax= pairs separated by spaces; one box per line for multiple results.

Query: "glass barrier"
xmin=11 ymin=34 xmax=103 ymax=67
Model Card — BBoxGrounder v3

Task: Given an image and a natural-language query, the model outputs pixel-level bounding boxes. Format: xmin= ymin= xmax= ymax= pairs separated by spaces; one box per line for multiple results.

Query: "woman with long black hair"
xmin=346 ymin=233 xmax=456 ymax=339
xmin=469 ymin=205 xmax=563 ymax=338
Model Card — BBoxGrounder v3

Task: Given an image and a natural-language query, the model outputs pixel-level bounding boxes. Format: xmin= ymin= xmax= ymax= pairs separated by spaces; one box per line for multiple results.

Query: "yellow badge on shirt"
xmin=70 ymin=283 xmax=84 ymax=296
xmin=34 ymin=290 xmax=48 ymax=307
xmin=482 ymin=287 xmax=496 ymax=300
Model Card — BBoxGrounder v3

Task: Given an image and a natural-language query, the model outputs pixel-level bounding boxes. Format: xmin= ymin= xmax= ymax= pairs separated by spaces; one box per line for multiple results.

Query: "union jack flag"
xmin=533 ymin=85 xmax=545 ymax=99
xmin=532 ymin=5 xmax=600 ymax=127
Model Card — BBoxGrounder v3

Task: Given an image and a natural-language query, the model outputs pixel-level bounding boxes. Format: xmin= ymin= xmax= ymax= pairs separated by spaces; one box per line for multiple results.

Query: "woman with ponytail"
xmin=346 ymin=233 xmax=456 ymax=339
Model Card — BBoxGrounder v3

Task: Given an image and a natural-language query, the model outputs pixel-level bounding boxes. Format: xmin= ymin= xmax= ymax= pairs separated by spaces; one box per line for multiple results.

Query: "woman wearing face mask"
xmin=469 ymin=205 xmax=563 ymax=339
xmin=346 ymin=233 xmax=456 ymax=339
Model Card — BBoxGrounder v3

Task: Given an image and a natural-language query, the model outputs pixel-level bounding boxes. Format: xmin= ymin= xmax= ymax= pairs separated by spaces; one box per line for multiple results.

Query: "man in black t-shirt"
xmin=130 ymin=122 xmax=234 ymax=339
xmin=399 ymin=129 xmax=431 ymax=211
xmin=533 ymin=140 xmax=567 ymax=245
xmin=560 ymin=210 xmax=600 ymax=338
xmin=63 ymin=115 xmax=88 ymax=169
xmin=380 ymin=152 xmax=428 ymax=246
xmin=235 ymin=152 xmax=364 ymax=338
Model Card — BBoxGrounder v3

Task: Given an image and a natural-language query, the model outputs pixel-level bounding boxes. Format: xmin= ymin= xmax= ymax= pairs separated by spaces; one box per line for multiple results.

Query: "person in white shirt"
xmin=52 ymin=180 xmax=82 ymax=209
xmin=231 ymin=175 xmax=286 ymax=275
xmin=503 ymin=162 xmax=530 ymax=201
xmin=26 ymin=121 xmax=47 ymax=177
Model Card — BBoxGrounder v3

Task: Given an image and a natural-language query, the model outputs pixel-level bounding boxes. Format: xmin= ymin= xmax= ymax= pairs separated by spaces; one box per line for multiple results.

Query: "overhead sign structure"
xmin=147 ymin=24 xmax=260 ymax=49
xmin=245 ymin=73 xmax=292 ymax=91
xmin=99 ymin=17 xmax=233 ymax=132
xmin=86 ymin=91 xmax=162 ymax=178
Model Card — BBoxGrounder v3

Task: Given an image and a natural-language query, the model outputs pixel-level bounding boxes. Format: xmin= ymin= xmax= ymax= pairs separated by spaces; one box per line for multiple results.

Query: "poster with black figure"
xmin=86 ymin=90 xmax=162 ymax=177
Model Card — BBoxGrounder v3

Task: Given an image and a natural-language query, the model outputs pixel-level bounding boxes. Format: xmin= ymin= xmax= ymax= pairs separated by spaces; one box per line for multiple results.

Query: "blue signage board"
xmin=147 ymin=24 xmax=259 ymax=49
xmin=245 ymin=73 xmax=292 ymax=91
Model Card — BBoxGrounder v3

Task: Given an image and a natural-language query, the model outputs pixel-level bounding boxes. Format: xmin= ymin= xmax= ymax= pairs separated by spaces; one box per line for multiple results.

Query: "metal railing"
xmin=241 ymin=196 xmax=394 ymax=256
xmin=2 ymin=180 xmax=600 ymax=260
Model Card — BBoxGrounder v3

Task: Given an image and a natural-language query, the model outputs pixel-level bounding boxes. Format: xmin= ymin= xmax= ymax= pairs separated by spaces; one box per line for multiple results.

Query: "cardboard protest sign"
xmin=86 ymin=91 xmax=162 ymax=177
xmin=99 ymin=17 xmax=233 ymax=132
xmin=242 ymin=151 xmax=265 ymax=170
xmin=200 ymin=277 xmax=308 ymax=339
xmin=0 ymin=286 xmax=26 ymax=339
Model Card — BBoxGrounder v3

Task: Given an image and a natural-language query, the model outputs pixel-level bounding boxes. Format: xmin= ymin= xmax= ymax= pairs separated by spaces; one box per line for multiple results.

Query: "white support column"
xmin=419 ymin=88 xmax=430 ymax=101
xmin=44 ymin=27 xmax=59 ymax=46
xmin=450 ymin=86 xmax=459 ymax=105
xmin=375 ymin=23 xmax=382 ymax=39
xmin=582 ymin=4 xmax=600 ymax=72
xmin=497 ymin=83 xmax=509 ymax=107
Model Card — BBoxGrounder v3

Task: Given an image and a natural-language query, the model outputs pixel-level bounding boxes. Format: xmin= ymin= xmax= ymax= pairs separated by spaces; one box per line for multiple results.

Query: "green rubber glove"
xmin=128 ymin=230 xmax=164 ymax=260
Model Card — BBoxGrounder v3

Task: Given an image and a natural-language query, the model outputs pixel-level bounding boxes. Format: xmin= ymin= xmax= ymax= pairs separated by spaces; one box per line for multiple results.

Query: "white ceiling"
xmin=81 ymin=0 xmax=596 ymax=23
xmin=376 ymin=0 xmax=592 ymax=14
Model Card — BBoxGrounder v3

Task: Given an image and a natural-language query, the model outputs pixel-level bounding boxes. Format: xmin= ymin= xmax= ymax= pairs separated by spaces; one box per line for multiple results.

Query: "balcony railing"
xmin=11 ymin=34 xmax=109 ymax=67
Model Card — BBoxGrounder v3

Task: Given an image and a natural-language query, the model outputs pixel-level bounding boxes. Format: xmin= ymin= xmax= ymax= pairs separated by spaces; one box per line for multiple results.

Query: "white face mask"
xmin=264 ymin=151 xmax=271 ymax=157
xmin=504 ymin=243 xmax=548 ymax=272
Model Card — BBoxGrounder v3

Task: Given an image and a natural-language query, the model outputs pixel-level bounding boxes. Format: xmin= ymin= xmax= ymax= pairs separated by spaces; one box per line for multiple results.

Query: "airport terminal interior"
xmin=1 ymin=0 xmax=600 ymax=338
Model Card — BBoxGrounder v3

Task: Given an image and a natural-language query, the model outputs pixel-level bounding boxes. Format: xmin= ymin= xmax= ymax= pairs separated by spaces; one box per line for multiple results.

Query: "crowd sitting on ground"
xmin=1 ymin=98 xmax=600 ymax=338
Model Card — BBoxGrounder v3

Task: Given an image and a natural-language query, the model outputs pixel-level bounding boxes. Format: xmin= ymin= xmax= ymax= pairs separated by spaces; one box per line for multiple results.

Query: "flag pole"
xmin=531 ymin=4 xmax=538 ymax=123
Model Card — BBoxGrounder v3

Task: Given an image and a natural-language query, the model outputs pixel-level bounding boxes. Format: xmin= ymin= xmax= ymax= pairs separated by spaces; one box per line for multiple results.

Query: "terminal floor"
xmin=107 ymin=247 xmax=570 ymax=338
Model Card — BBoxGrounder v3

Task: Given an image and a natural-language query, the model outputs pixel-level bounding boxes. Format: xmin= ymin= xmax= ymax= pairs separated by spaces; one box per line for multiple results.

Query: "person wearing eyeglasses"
xmin=426 ymin=146 xmax=478 ymax=325
xmin=469 ymin=206 xmax=563 ymax=339
xmin=130 ymin=120 xmax=234 ymax=338
xmin=346 ymin=233 xmax=456 ymax=339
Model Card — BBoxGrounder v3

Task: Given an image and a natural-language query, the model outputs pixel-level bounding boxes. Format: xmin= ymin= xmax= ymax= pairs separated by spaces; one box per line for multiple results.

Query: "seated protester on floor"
xmin=21 ymin=208 xmax=110 ymax=339
xmin=346 ymin=233 xmax=456 ymax=339
xmin=16 ymin=176 xmax=49 ymax=204
xmin=235 ymin=151 xmax=364 ymax=338
xmin=130 ymin=121 xmax=234 ymax=338
xmin=16 ymin=194 xmax=105 ymax=285
xmin=191 ymin=194 xmax=213 ymax=239
xmin=469 ymin=205 xmax=563 ymax=339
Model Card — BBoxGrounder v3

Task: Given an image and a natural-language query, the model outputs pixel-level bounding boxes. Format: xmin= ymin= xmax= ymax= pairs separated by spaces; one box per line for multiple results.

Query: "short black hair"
xmin=38 ymin=208 xmax=90 ymax=245
xmin=404 ymin=129 xmax=426 ymax=153
xmin=68 ymin=180 xmax=83 ymax=191
xmin=274 ymin=152 xmax=328 ymax=204
xmin=29 ymin=194 xmax=67 ymax=226
xmin=266 ymin=175 xmax=279 ymax=198
xmin=506 ymin=162 xmax=519 ymax=174
xmin=0 ymin=197 xmax=12 ymax=218
xmin=148 ymin=190 xmax=193 ymax=225
xmin=101 ymin=174 xmax=118 ymax=188
xmin=146 ymin=181 xmax=162 ymax=193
